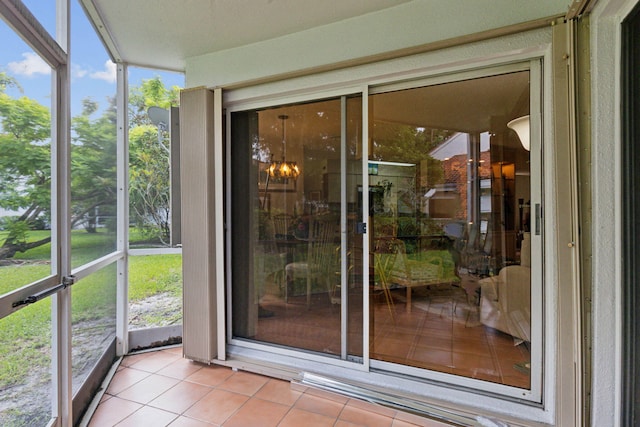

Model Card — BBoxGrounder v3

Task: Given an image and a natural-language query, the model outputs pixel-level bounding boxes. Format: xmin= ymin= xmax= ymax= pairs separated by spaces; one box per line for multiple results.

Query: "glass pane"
xmin=22 ymin=0 xmax=56 ymax=39
xmin=128 ymin=68 xmax=183 ymax=249
xmin=128 ymin=254 xmax=183 ymax=330
xmin=70 ymin=0 xmax=117 ymax=268
xmin=0 ymin=300 xmax=52 ymax=426
xmin=232 ymin=96 xmax=363 ymax=358
xmin=369 ymin=71 xmax=532 ymax=389
xmin=0 ymin=19 xmax=53 ymax=294
xmin=72 ymin=264 xmax=117 ymax=395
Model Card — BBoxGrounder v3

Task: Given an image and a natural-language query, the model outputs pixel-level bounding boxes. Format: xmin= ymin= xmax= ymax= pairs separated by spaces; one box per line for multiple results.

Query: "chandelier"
xmin=268 ymin=114 xmax=300 ymax=179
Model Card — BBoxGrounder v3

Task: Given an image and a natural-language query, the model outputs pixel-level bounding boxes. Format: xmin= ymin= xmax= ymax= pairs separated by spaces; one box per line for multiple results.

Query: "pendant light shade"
xmin=268 ymin=114 xmax=300 ymax=179
xmin=507 ymin=115 xmax=530 ymax=151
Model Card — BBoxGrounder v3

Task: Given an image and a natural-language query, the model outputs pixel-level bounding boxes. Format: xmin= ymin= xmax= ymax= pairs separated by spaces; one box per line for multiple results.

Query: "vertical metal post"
xmin=52 ymin=0 xmax=72 ymax=424
xmin=340 ymin=96 xmax=348 ymax=360
xmin=116 ymin=63 xmax=129 ymax=356
xmin=361 ymin=86 xmax=370 ymax=370
xmin=170 ymin=106 xmax=181 ymax=246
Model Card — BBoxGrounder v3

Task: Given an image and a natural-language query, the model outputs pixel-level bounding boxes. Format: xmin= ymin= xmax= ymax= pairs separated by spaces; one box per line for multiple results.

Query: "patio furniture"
xmin=285 ymin=215 xmax=338 ymax=308
xmin=478 ymin=265 xmax=531 ymax=342
xmin=382 ymin=238 xmax=461 ymax=313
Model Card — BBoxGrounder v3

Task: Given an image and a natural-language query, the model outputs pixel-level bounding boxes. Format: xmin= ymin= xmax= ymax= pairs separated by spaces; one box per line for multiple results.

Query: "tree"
xmin=0 ymin=72 xmax=52 ymax=258
xmin=70 ymin=98 xmax=117 ymax=232
xmin=0 ymin=71 xmax=118 ymax=259
xmin=128 ymin=76 xmax=180 ymax=245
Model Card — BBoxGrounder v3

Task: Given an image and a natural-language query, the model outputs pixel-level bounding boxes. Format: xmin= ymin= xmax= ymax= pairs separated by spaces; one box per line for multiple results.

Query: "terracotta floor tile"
xmin=346 ymin=398 xmax=397 ymax=419
xmin=304 ymin=386 xmax=350 ymax=405
xmin=218 ymin=371 xmax=269 ymax=396
xmin=452 ymin=352 xmax=496 ymax=373
xmin=278 ymin=408 xmax=336 ymax=427
xmin=88 ymin=396 xmax=142 ymax=426
xmin=162 ymin=346 xmax=184 ymax=355
xmin=410 ymin=347 xmax=453 ymax=367
xmin=157 ymin=357 xmax=204 ymax=380
xmin=183 ymin=388 xmax=249 ymax=425
xmin=185 ymin=365 xmax=234 ymax=387
xmin=452 ymin=338 xmax=491 ymax=357
xmin=392 ymin=420 xmax=423 ymax=427
xmin=127 ymin=351 xmax=182 ymax=373
xmin=149 ymin=380 xmax=212 ymax=414
xmin=293 ymin=393 xmax=345 ymax=418
xmin=254 ymin=378 xmax=302 ymax=406
xmin=339 ymin=404 xmax=394 ymax=427
xmin=116 ymin=373 xmax=180 ymax=404
xmin=115 ymin=405 xmax=178 ymax=427
xmin=222 ymin=398 xmax=289 ymax=427
xmin=335 ymin=421 xmax=367 ymax=427
xmin=106 ymin=367 xmax=151 ymax=395
xmin=394 ymin=411 xmax=451 ymax=427
xmin=120 ymin=352 xmax=150 ymax=367
xmin=168 ymin=416 xmax=215 ymax=426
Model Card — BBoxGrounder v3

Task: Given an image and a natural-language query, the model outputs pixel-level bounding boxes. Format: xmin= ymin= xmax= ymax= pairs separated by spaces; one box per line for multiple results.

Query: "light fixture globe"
xmin=268 ymin=114 xmax=300 ymax=179
xmin=268 ymin=158 xmax=300 ymax=179
xmin=507 ymin=115 xmax=530 ymax=151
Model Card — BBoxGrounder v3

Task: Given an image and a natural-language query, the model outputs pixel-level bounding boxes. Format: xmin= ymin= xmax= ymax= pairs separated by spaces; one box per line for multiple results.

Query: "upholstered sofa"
xmin=478 ymin=265 xmax=531 ymax=342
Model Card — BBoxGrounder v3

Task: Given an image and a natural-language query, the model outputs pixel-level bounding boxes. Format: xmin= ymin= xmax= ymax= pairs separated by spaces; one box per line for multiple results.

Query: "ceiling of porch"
xmin=80 ymin=0 xmax=412 ymax=71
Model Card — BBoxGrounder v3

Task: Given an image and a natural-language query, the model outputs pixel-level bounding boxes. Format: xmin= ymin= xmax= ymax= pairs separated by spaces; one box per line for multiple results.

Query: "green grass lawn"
xmin=0 ymin=228 xmax=182 ymax=404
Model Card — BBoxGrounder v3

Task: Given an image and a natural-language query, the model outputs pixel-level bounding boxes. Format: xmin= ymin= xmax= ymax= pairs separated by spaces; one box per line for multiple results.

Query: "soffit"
xmin=80 ymin=0 xmax=411 ymax=71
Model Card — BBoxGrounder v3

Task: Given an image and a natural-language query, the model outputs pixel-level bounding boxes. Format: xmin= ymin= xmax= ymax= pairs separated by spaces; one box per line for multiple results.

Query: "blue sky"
xmin=1 ymin=0 xmax=184 ymax=117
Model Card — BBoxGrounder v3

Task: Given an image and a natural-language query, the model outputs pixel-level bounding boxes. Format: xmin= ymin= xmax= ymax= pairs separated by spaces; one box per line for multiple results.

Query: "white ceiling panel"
xmin=81 ymin=0 xmax=411 ymax=71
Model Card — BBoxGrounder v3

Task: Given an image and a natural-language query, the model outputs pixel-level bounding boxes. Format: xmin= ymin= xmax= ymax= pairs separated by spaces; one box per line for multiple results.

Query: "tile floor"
xmin=87 ymin=346 xmax=454 ymax=427
xmin=254 ymin=283 xmax=530 ymax=389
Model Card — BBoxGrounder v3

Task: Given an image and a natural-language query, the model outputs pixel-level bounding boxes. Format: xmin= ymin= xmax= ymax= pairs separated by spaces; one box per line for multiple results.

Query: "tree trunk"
xmin=0 ymin=236 xmax=52 ymax=260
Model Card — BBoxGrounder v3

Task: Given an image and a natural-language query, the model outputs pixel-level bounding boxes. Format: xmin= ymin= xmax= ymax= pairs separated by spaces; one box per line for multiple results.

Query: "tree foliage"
xmin=70 ymin=98 xmax=117 ymax=232
xmin=0 ymin=72 xmax=118 ymax=257
xmin=0 ymin=72 xmax=52 ymax=258
xmin=128 ymin=76 xmax=180 ymax=245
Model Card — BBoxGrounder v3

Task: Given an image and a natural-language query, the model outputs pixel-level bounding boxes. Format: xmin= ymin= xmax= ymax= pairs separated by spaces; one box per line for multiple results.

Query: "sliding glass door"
xmin=230 ymin=95 xmax=364 ymax=361
xmin=229 ymin=63 xmax=542 ymax=400
xmin=368 ymin=70 xmax=537 ymax=392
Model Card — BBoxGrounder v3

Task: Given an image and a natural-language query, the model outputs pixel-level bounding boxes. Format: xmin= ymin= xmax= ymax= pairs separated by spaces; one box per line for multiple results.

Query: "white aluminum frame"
xmin=225 ymin=86 xmax=371 ymax=373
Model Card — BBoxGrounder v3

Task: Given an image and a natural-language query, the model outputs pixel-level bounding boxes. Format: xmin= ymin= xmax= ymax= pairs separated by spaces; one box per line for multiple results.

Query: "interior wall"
xmin=184 ymin=1 xmax=568 ymax=89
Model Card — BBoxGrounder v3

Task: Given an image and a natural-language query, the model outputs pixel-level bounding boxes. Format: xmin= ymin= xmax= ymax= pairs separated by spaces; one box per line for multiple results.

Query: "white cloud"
xmin=7 ymin=52 xmax=51 ymax=77
xmin=89 ymin=60 xmax=116 ymax=84
xmin=71 ymin=63 xmax=88 ymax=79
